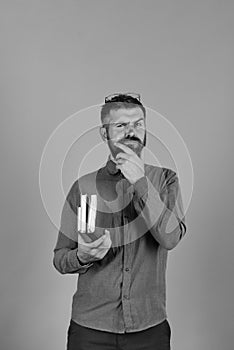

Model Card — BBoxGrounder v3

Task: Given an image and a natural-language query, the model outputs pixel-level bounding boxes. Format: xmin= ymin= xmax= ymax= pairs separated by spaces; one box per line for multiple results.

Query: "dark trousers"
xmin=67 ymin=319 xmax=171 ymax=350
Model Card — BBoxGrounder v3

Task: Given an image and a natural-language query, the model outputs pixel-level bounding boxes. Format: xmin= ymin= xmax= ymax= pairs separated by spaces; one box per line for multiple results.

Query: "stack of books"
xmin=77 ymin=194 xmax=97 ymax=239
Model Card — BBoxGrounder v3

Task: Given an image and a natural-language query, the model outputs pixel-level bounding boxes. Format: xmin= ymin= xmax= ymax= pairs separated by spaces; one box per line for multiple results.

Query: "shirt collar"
xmin=106 ymin=155 xmax=122 ymax=176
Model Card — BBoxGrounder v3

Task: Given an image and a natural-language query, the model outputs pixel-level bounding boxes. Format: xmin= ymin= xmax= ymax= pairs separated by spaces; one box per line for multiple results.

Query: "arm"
xmin=133 ymin=169 xmax=186 ymax=250
xmin=53 ymin=181 xmax=93 ymax=275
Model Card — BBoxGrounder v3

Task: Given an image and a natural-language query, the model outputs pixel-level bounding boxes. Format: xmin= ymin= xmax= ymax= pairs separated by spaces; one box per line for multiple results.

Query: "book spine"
xmin=77 ymin=206 xmax=81 ymax=232
xmin=80 ymin=194 xmax=87 ymax=233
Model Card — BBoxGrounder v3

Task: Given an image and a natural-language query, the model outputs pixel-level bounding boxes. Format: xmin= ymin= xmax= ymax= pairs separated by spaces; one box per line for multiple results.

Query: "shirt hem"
xmin=71 ymin=317 xmax=168 ymax=334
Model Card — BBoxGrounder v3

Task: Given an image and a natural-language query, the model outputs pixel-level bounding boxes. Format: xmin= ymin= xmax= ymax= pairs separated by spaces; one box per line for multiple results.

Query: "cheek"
xmin=109 ymin=130 xmax=124 ymax=141
xmin=137 ymin=129 xmax=146 ymax=140
xmin=106 ymin=128 xmax=114 ymax=141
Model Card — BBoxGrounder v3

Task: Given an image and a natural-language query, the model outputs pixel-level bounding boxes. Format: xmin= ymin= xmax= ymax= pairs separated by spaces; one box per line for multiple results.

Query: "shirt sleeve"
xmin=133 ymin=168 xmax=186 ymax=250
xmin=53 ymin=181 xmax=93 ymax=274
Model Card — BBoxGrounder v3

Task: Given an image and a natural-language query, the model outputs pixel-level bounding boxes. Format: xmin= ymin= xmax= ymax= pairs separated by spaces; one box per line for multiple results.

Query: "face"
xmin=100 ymin=107 xmax=146 ymax=159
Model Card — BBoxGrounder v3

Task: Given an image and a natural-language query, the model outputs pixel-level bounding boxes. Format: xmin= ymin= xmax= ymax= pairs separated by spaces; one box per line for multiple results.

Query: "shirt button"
xmin=125 ymin=268 xmax=129 ymax=272
xmin=123 ymin=295 xmax=129 ymax=300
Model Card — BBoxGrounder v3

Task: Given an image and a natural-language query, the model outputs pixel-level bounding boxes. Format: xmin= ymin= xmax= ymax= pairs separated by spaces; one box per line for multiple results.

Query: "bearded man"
xmin=53 ymin=93 xmax=186 ymax=350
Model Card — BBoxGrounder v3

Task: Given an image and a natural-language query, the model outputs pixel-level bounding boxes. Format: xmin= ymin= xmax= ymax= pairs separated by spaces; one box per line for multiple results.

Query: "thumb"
xmin=104 ymin=229 xmax=110 ymax=237
xmin=103 ymin=229 xmax=112 ymax=247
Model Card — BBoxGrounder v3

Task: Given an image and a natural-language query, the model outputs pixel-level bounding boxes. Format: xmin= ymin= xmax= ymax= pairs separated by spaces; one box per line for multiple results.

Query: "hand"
xmin=77 ymin=229 xmax=112 ymax=264
xmin=115 ymin=143 xmax=145 ymax=184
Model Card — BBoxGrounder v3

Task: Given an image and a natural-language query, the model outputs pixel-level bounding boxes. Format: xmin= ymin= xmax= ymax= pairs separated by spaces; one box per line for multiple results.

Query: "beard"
xmin=108 ymin=133 xmax=146 ymax=159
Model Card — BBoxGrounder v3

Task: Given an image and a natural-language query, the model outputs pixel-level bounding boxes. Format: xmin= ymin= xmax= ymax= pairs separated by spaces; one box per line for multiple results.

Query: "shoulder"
xmin=145 ymin=163 xmax=176 ymax=178
xmin=64 ymin=169 xmax=100 ymax=208
xmin=78 ymin=169 xmax=99 ymax=188
xmin=68 ymin=167 xmax=104 ymax=196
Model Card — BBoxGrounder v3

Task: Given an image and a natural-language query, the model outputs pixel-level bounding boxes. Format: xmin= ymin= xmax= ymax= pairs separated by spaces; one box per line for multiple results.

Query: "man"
xmin=53 ymin=93 xmax=186 ymax=350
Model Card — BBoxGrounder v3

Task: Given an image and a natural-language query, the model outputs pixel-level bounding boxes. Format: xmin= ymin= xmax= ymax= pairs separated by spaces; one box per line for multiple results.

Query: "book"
xmin=80 ymin=194 xmax=87 ymax=233
xmin=87 ymin=195 xmax=97 ymax=233
xmin=77 ymin=206 xmax=81 ymax=232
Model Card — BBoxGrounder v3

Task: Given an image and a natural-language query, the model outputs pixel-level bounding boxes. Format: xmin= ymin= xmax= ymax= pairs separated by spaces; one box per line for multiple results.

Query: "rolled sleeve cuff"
xmin=70 ymin=249 xmax=93 ymax=273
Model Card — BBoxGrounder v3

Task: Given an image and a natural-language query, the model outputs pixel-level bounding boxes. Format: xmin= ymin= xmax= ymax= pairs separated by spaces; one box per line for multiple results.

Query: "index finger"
xmin=115 ymin=143 xmax=135 ymax=155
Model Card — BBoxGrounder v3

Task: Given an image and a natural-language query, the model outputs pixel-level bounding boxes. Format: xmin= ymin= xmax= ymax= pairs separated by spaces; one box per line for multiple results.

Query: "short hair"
xmin=101 ymin=94 xmax=146 ymax=124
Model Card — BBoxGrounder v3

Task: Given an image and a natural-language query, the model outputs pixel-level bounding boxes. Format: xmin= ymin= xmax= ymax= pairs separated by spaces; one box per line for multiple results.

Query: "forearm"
xmin=53 ymin=231 xmax=93 ymax=274
xmin=133 ymin=176 xmax=185 ymax=250
xmin=155 ymin=207 xmax=185 ymax=249
xmin=53 ymin=247 xmax=92 ymax=274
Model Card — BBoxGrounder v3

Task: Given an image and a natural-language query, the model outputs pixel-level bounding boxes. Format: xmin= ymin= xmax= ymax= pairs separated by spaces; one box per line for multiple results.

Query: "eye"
xmin=135 ymin=120 xmax=144 ymax=128
xmin=115 ymin=123 xmax=125 ymax=128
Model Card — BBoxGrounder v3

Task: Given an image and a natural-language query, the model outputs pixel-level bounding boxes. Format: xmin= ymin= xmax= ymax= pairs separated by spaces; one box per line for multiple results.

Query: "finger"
xmin=120 ymin=155 xmax=143 ymax=170
xmin=102 ymin=230 xmax=112 ymax=246
xmin=116 ymin=164 xmax=123 ymax=172
xmin=116 ymin=161 xmax=130 ymax=170
xmin=89 ymin=234 xmax=106 ymax=248
xmin=79 ymin=234 xmax=105 ymax=248
xmin=116 ymin=152 xmax=130 ymax=161
xmin=91 ymin=237 xmax=111 ymax=258
xmin=93 ymin=239 xmax=111 ymax=256
xmin=116 ymin=158 xmax=126 ymax=165
xmin=116 ymin=150 xmax=142 ymax=169
xmin=102 ymin=237 xmax=112 ymax=249
xmin=115 ymin=143 xmax=135 ymax=155
xmin=103 ymin=229 xmax=111 ymax=241
xmin=96 ymin=240 xmax=112 ymax=257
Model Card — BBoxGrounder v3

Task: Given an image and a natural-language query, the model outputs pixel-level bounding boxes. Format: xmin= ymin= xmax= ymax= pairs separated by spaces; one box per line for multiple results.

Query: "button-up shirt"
xmin=53 ymin=158 xmax=186 ymax=333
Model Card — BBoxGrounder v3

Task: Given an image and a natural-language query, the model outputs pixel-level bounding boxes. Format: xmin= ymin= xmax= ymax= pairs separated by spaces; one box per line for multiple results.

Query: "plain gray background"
xmin=1 ymin=1 xmax=233 ymax=349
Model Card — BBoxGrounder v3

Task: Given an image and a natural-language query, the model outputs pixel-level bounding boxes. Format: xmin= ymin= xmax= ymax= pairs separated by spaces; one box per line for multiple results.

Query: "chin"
xmin=109 ymin=141 xmax=143 ymax=159
xmin=126 ymin=144 xmax=138 ymax=152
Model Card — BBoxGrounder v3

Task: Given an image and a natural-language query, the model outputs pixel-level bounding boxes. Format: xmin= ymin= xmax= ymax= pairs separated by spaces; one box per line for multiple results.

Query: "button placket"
xmin=121 ymin=242 xmax=133 ymax=330
xmin=120 ymin=179 xmax=134 ymax=330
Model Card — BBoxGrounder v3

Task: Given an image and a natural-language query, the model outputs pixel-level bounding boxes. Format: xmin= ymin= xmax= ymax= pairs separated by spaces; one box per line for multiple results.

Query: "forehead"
xmin=106 ymin=107 xmax=144 ymax=124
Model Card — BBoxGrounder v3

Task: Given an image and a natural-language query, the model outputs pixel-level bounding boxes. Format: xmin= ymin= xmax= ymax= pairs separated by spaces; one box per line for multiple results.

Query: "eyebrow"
xmin=103 ymin=117 xmax=145 ymax=127
xmin=115 ymin=118 xmax=145 ymax=124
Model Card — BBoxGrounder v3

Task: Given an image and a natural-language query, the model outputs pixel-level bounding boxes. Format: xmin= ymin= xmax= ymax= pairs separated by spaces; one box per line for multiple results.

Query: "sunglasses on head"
xmin=104 ymin=92 xmax=141 ymax=104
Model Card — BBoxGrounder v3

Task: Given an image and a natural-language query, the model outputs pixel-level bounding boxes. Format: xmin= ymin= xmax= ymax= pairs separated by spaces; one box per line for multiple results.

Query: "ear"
xmin=99 ymin=126 xmax=108 ymax=142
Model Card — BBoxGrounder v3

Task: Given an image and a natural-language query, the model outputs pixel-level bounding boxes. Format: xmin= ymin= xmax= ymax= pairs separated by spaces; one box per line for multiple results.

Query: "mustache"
xmin=120 ymin=136 xmax=142 ymax=144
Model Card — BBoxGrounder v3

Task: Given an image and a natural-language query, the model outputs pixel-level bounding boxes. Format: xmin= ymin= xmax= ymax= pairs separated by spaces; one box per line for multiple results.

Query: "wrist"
xmin=76 ymin=252 xmax=89 ymax=266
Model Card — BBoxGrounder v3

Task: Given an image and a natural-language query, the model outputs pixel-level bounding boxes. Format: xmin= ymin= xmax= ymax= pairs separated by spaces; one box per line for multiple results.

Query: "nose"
xmin=125 ymin=123 xmax=135 ymax=137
